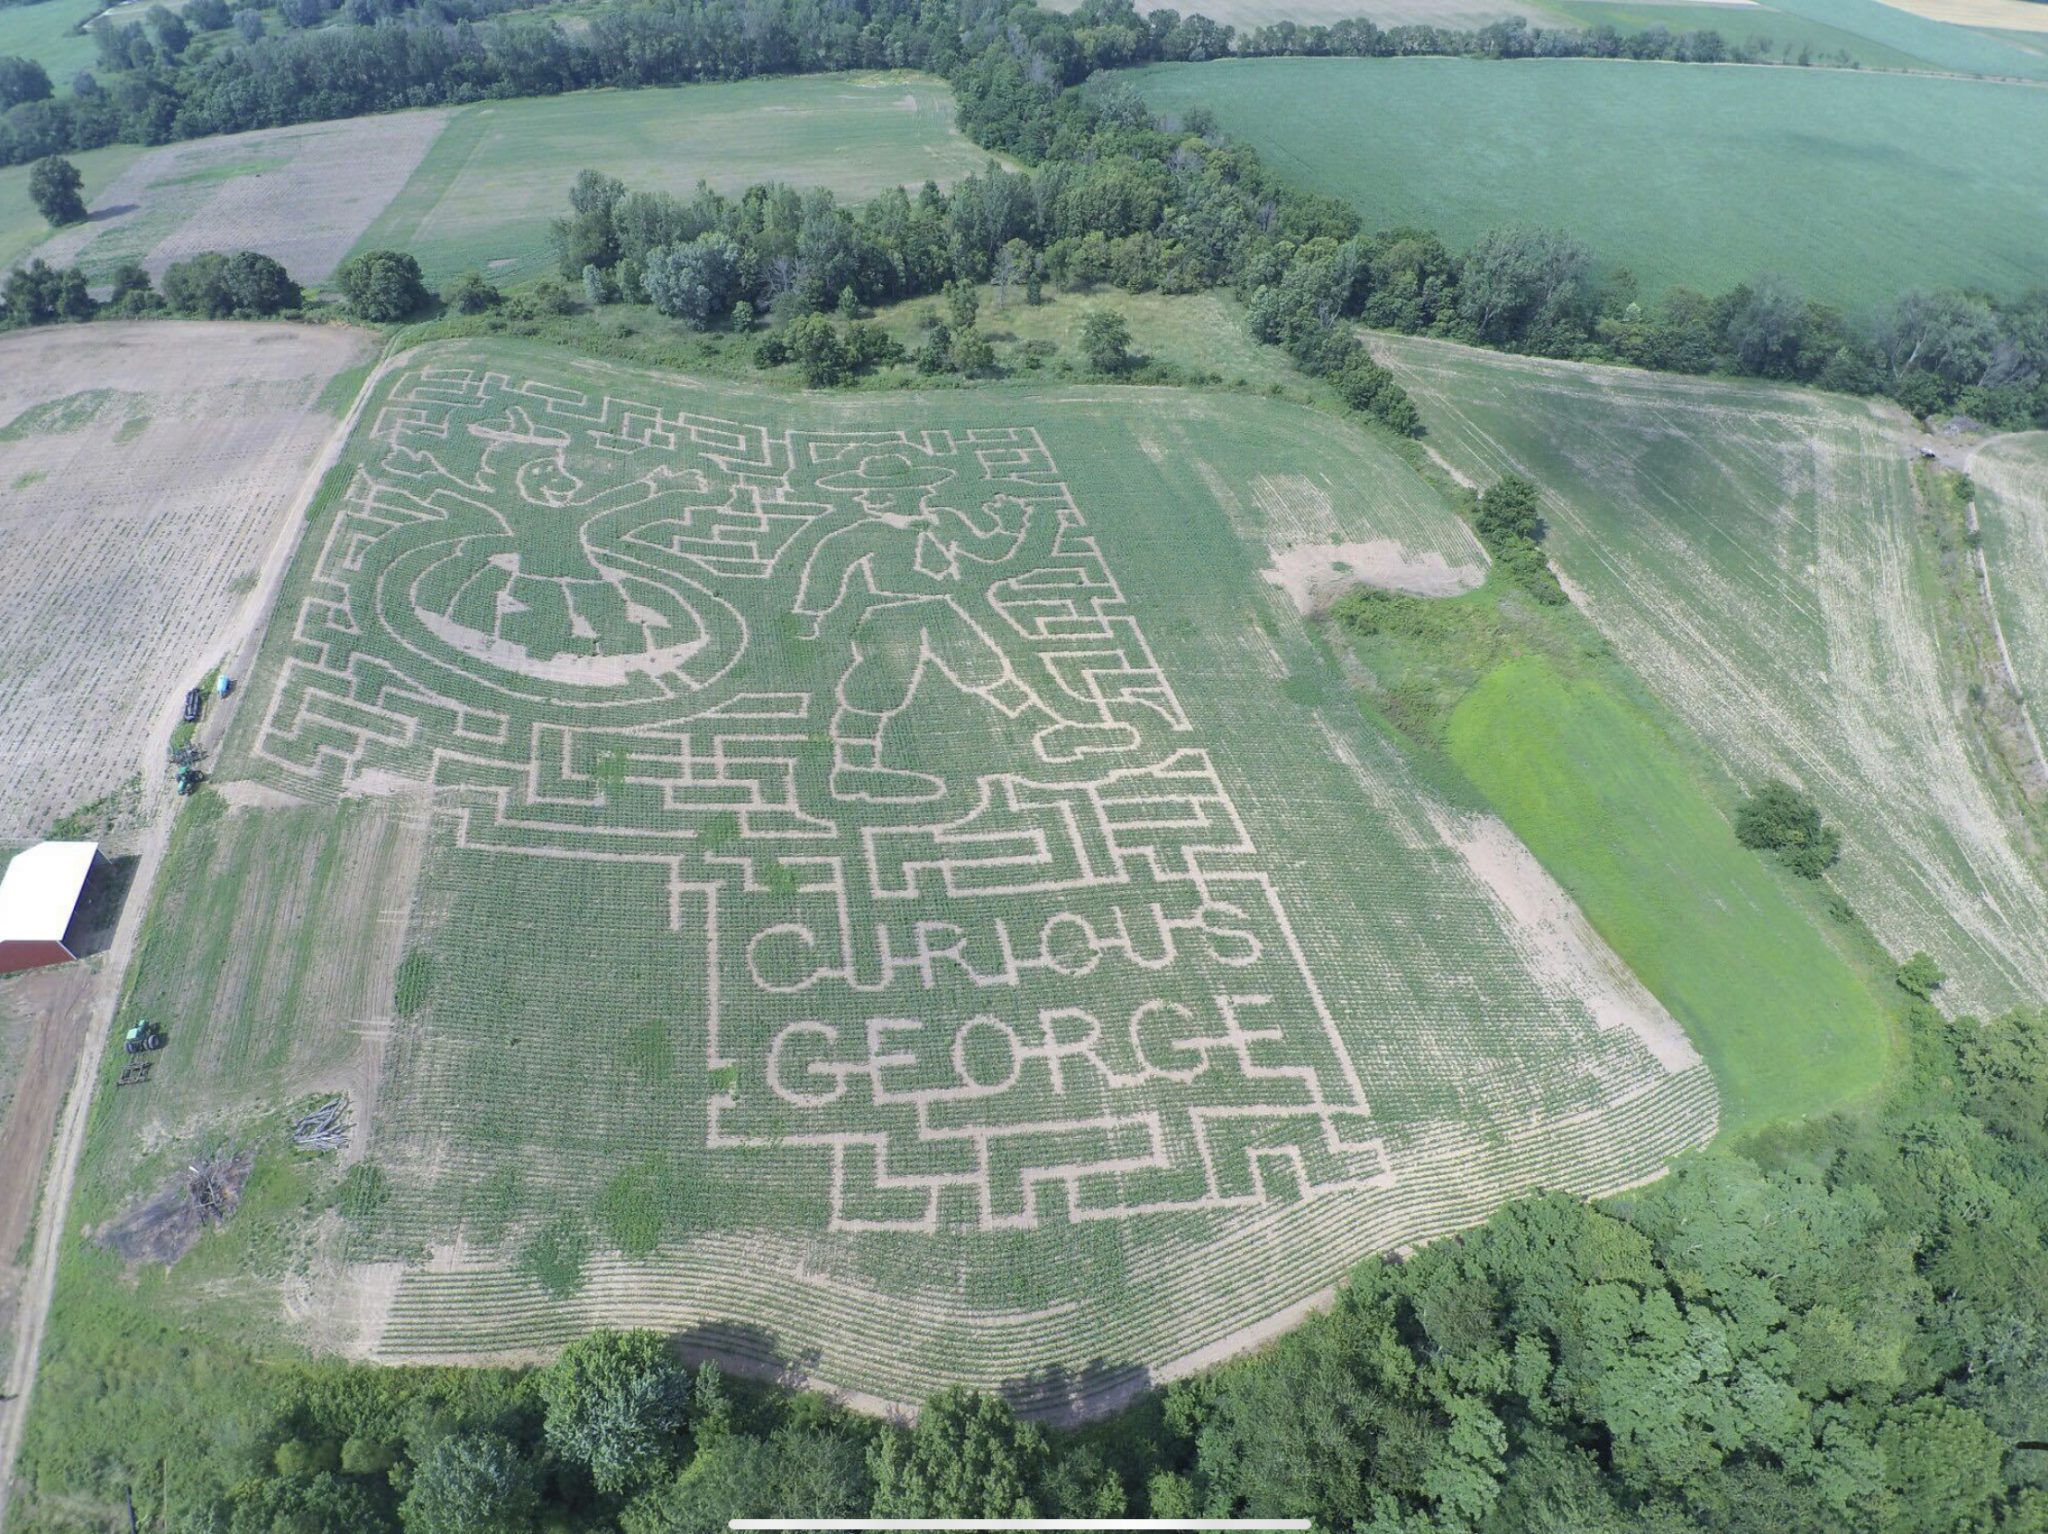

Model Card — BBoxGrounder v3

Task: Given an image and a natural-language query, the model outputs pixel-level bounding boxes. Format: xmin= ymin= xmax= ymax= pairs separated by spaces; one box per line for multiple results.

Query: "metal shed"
xmin=0 ymin=842 xmax=106 ymax=975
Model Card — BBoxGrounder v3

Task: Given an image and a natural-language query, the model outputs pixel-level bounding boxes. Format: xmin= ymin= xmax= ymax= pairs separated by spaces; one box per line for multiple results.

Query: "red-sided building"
xmin=0 ymin=842 xmax=105 ymax=975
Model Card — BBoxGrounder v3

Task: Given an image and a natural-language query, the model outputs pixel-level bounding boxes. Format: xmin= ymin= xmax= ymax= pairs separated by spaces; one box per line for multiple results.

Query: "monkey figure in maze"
xmin=421 ymin=406 xmax=732 ymax=685
xmin=791 ymin=449 xmax=1139 ymax=802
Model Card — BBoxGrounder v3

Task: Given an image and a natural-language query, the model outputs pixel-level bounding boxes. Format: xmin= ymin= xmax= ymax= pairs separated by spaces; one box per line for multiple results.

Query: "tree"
xmin=621 ymin=1428 xmax=871 ymax=1534
xmin=1456 ymin=225 xmax=1590 ymax=343
xmin=105 ymin=260 xmax=158 ymax=315
xmin=1470 ymin=474 xmax=1565 ymax=604
xmin=0 ymin=56 xmax=53 ymax=112
xmin=539 ymin=1330 xmax=691 ymax=1495
xmin=160 ymin=250 xmax=296 ymax=316
xmin=783 ymin=314 xmax=850 ymax=387
xmin=950 ymin=327 xmax=997 ymax=377
xmin=642 ymin=234 xmax=745 ymax=329
xmin=222 ymin=249 xmax=299 ymax=314
xmin=399 ymin=1432 xmax=539 ymax=1534
xmin=1733 ymin=779 xmax=1841 ymax=877
xmin=28 ymin=156 xmax=86 ymax=228
xmin=551 ymin=168 xmax=626 ymax=280
xmin=1723 ymin=273 xmax=1810 ymax=378
xmin=1896 ymin=951 xmax=1945 ymax=1000
xmin=162 ymin=252 xmax=234 ymax=317
xmin=2 ymin=258 xmax=88 ymax=326
xmin=944 ymin=277 xmax=980 ymax=332
xmin=869 ymin=1388 xmax=1047 ymax=1518
xmin=146 ymin=4 xmax=191 ymax=57
xmin=1079 ymin=308 xmax=1132 ymax=373
xmin=335 ymin=249 xmax=429 ymax=322
xmin=443 ymin=271 xmax=502 ymax=315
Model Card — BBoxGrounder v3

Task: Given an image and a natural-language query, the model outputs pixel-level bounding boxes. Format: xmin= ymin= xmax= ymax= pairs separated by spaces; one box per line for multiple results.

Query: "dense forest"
xmin=22 ymin=993 xmax=2046 ymax=1532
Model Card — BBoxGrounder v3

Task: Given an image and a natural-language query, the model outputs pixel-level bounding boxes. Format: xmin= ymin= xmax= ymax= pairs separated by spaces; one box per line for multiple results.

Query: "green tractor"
xmin=123 ymin=1019 xmax=164 ymax=1055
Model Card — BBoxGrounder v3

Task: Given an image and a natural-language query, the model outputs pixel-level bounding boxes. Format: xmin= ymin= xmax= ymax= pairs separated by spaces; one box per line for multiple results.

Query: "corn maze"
xmin=229 ymin=345 xmax=1717 ymax=1408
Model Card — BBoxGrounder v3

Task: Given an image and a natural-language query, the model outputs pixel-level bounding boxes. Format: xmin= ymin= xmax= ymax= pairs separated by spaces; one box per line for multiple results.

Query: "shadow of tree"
xmin=999 ymin=1355 xmax=1152 ymax=1426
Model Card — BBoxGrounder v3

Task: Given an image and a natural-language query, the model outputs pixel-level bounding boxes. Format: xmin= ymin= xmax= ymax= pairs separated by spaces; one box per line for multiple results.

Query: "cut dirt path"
xmin=0 ymin=968 xmax=94 ymax=1378
xmin=0 ymin=330 xmax=398 ymax=1526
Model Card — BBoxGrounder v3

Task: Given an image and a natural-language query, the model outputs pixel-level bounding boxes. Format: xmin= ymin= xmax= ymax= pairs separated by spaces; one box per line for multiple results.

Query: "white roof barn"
xmin=0 ymin=842 xmax=105 ymax=974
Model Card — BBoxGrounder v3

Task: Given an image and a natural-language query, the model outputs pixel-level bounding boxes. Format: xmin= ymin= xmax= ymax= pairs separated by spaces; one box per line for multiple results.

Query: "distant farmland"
xmin=350 ymin=74 xmax=992 ymax=288
xmin=1135 ymin=57 xmax=2048 ymax=308
xmin=86 ymin=338 xmax=1719 ymax=1410
xmin=6 ymin=73 xmax=985 ymax=291
xmin=0 ymin=0 xmax=101 ymax=83
xmin=1378 ymin=333 xmax=2048 ymax=1017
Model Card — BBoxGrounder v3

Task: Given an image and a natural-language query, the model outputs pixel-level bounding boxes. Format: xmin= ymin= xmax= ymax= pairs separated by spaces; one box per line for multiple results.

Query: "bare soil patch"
xmin=0 ymin=322 xmax=373 ymax=841
xmin=0 ymin=967 xmax=94 ymax=1268
xmin=1264 ymin=538 xmax=1485 ymax=610
xmin=32 ymin=112 xmax=450 ymax=283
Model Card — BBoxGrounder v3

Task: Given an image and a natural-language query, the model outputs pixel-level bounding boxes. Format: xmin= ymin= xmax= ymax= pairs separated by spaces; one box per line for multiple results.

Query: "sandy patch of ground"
xmin=1429 ymin=808 xmax=1702 ymax=1074
xmin=0 ymin=322 xmax=372 ymax=841
xmin=1264 ymin=538 xmax=1485 ymax=610
xmin=33 ymin=111 xmax=449 ymax=283
xmin=212 ymin=780 xmax=310 ymax=812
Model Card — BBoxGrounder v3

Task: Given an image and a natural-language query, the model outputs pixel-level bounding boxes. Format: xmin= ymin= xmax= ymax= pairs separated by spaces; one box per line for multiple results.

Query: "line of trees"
xmin=1233 ymin=12 xmax=1858 ymax=67
xmin=18 ymin=993 xmax=2046 ymax=1531
xmin=0 ymin=247 xmax=299 ymax=324
xmin=0 ymin=0 xmax=1894 ymax=171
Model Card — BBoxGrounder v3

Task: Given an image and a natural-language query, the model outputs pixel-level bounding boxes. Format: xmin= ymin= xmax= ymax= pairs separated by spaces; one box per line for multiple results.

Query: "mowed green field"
xmin=1377 ymin=334 xmax=2048 ymax=1019
xmin=57 ymin=337 xmax=1722 ymax=1411
xmin=1135 ymin=57 xmax=2048 ymax=307
xmin=1446 ymin=657 xmax=1889 ymax=1131
xmin=352 ymin=74 xmax=992 ymax=288
xmin=0 ymin=0 xmax=102 ymax=83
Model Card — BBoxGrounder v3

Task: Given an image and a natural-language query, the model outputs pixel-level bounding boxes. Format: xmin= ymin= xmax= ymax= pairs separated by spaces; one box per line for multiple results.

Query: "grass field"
xmin=37 ymin=336 xmax=1720 ymax=1415
xmin=0 ymin=0 xmax=102 ymax=83
xmin=1970 ymin=432 xmax=2048 ymax=751
xmin=1445 ymin=657 xmax=1890 ymax=1131
xmin=351 ymin=74 xmax=992 ymax=289
xmin=0 ymin=143 xmax=141 ymax=275
xmin=1377 ymin=333 xmax=2048 ymax=1018
xmin=1134 ymin=57 xmax=2048 ymax=308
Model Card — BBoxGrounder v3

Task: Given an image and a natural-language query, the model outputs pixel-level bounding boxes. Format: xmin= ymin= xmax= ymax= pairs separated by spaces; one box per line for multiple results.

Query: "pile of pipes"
xmin=291 ymin=1097 xmax=350 ymax=1152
